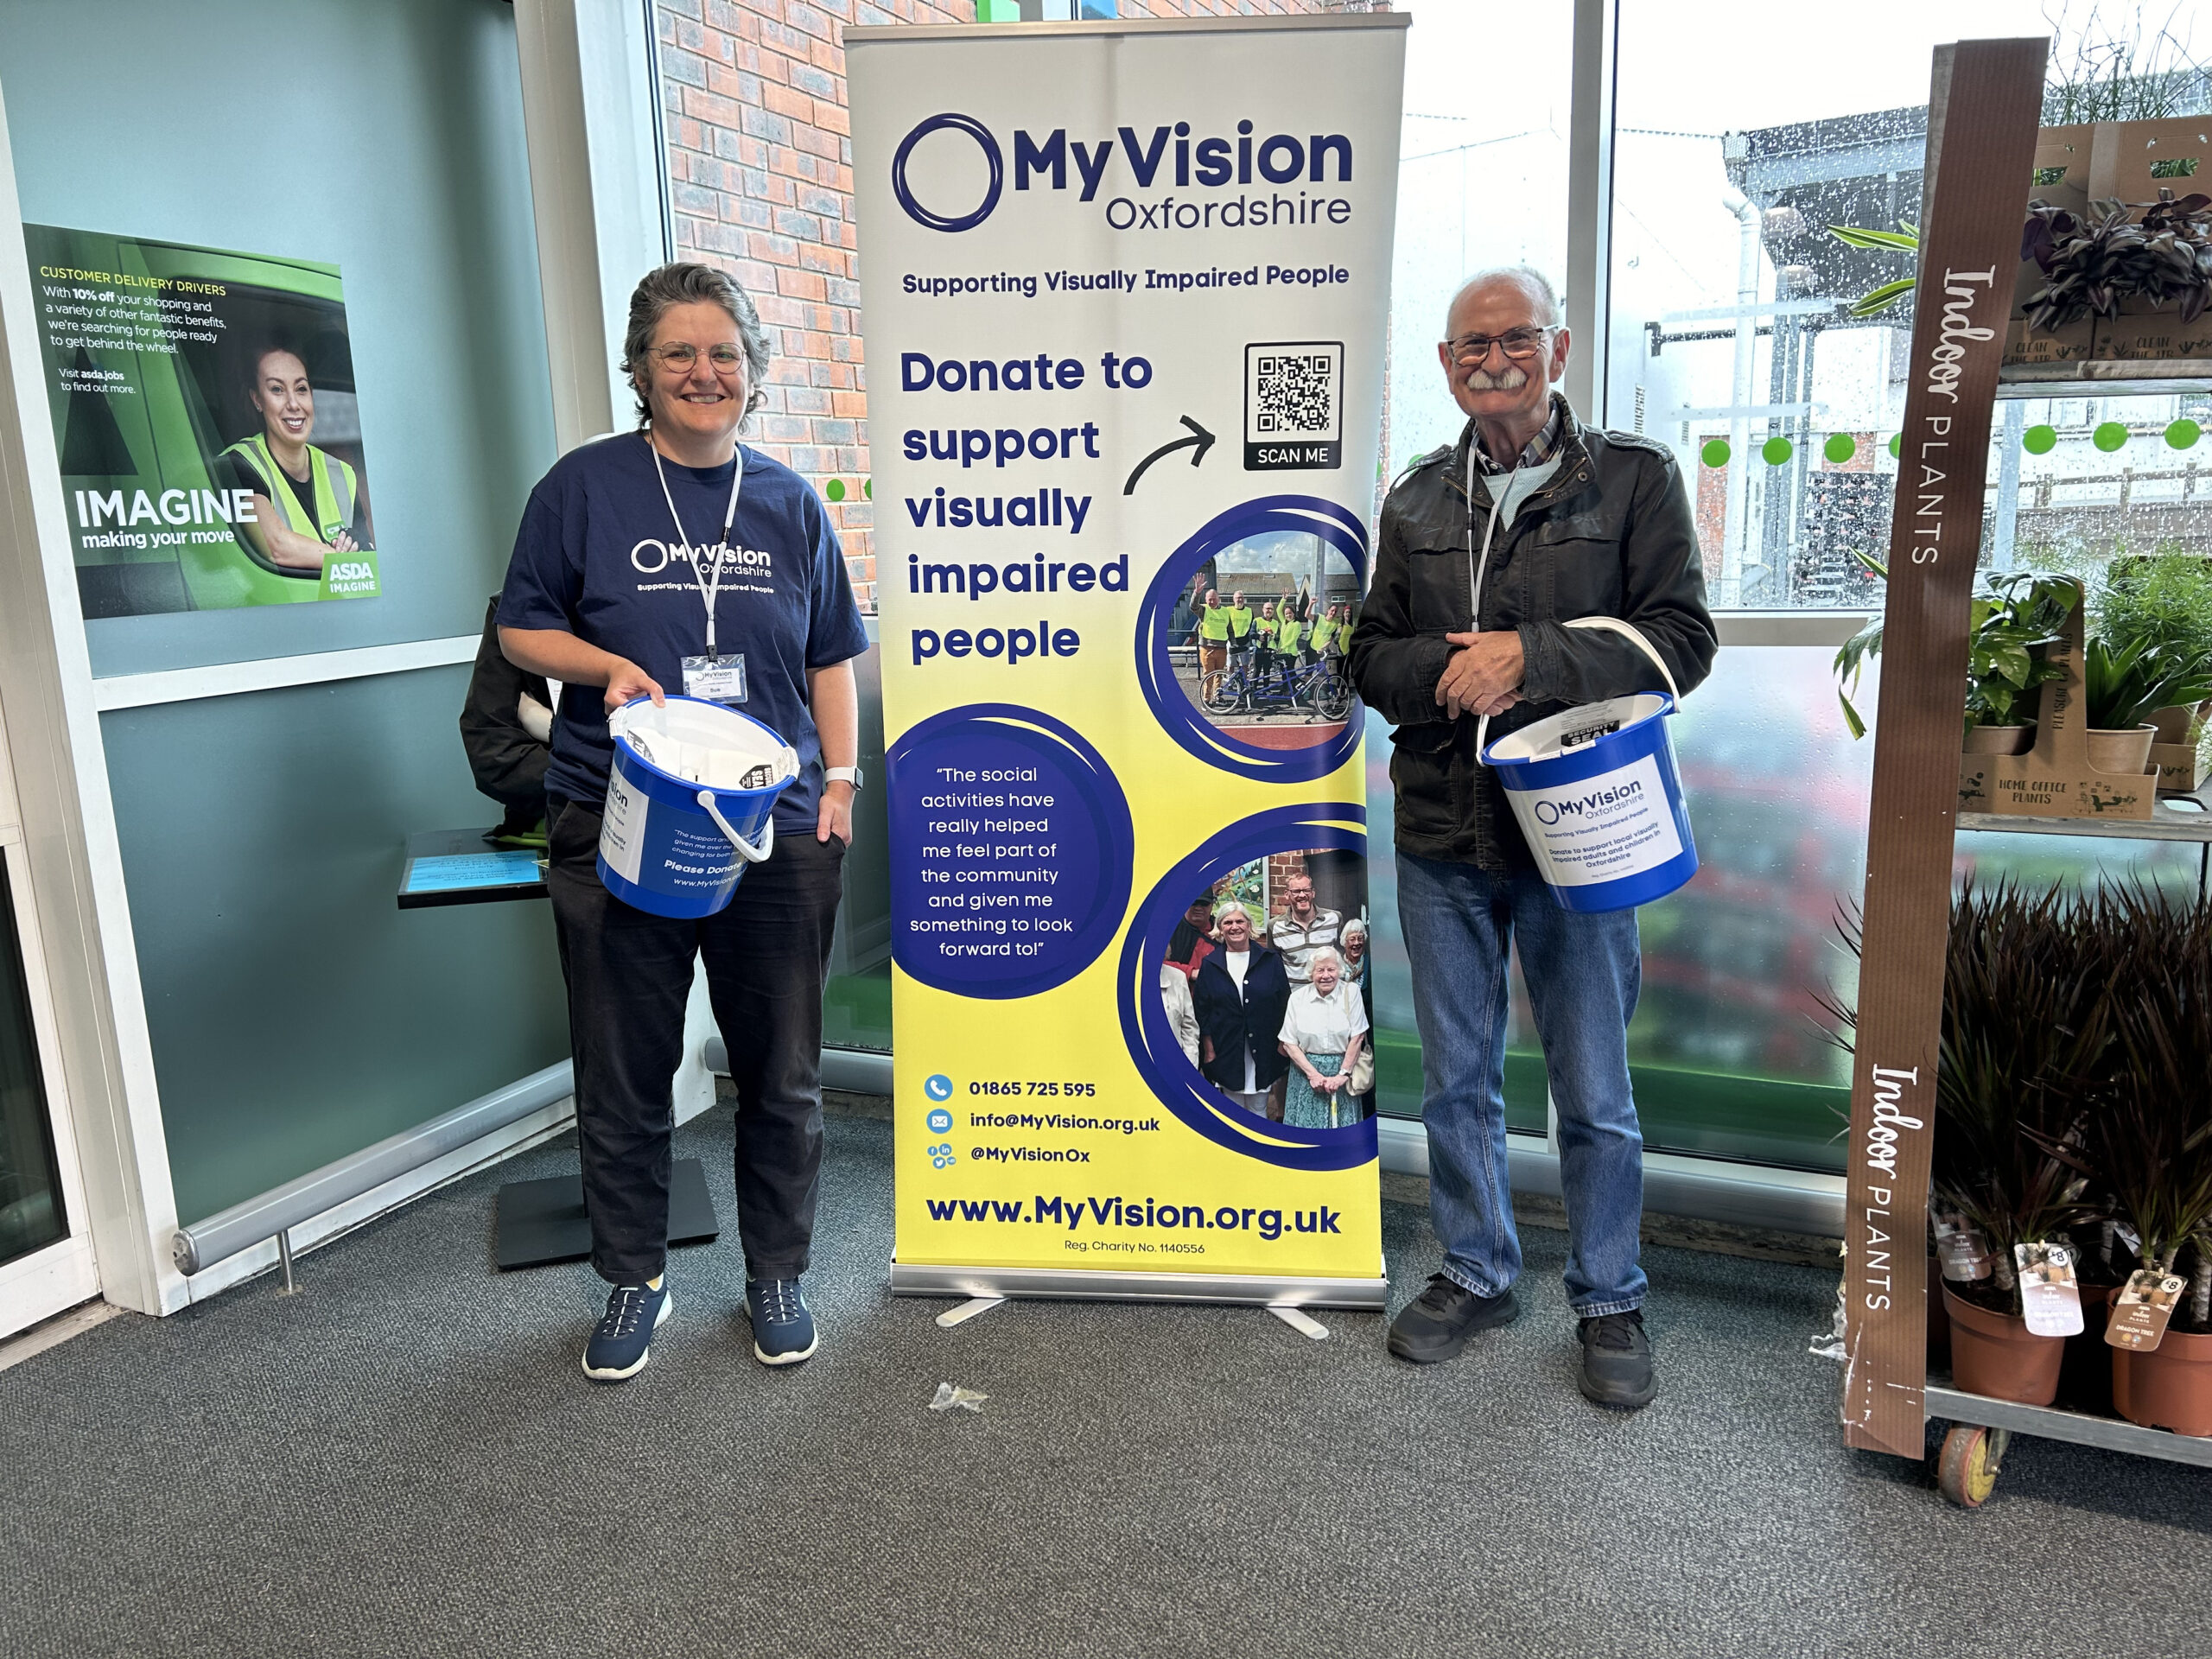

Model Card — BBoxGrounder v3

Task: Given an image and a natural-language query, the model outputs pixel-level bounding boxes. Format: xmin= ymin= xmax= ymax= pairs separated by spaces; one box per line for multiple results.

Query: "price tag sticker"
xmin=2013 ymin=1241 xmax=2083 ymax=1337
xmin=682 ymin=652 xmax=747 ymax=704
xmin=2107 ymin=1268 xmax=2188 ymax=1351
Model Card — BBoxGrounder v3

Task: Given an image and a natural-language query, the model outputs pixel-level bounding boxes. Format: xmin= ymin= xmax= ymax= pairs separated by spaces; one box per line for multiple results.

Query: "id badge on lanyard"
xmin=652 ymin=434 xmax=749 ymax=704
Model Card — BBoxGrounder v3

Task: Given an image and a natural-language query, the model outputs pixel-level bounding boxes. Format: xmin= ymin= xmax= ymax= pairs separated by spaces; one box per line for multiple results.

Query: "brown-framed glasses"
xmin=650 ymin=342 xmax=746 ymax=372
xmin=1444 ymin=327 xmax=1554 ymax=364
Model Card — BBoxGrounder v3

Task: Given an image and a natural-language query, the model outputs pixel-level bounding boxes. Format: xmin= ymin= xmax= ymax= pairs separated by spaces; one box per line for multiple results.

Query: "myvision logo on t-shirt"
xmin=628 ymin=537 xmax=778 ymax=596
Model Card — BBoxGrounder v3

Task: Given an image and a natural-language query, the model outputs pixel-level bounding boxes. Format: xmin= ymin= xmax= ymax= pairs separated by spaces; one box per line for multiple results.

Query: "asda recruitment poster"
xmin=849 ymin=13 xmax=1407 ymax=1299
xmin=24 ymin=225 xmax=379 ymax=618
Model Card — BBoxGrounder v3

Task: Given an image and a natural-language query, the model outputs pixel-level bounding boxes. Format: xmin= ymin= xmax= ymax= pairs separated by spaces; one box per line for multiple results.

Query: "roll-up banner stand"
xmin=848 ymin=12 xmax=1407 ymax=1308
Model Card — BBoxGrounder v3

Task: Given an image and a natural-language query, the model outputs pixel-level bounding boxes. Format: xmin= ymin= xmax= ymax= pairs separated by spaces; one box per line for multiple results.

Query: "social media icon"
xmin=927 ymin=1108 xmax=953 ymax=1134
xmin=928 ymin=1141 xmax=957 ymax=1169
xmin=925 ymin=1073 xmax=954 ymax=1102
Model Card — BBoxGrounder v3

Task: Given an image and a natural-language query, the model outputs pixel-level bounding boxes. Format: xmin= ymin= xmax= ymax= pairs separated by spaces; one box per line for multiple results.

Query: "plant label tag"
xmin=2013 ymin=1242 xmax=2083 ymax=1337
xmin=1934 ymin=1214 xmax=1993 ymax=1282
xmin=682 ymin=652 xmax=747 ymax=704
xmin=2107 ymin=1269 xmax=2187 ymax=1351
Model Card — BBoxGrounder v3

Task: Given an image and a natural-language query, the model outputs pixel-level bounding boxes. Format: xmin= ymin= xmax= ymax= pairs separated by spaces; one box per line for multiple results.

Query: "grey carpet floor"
xmin=3 ymin=1107 xmax=2208 ymax=1659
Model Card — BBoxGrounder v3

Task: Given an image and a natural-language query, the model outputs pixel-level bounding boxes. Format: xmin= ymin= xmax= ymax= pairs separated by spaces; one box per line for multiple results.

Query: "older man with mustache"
xmin=1346 ymin=266 xmax=1716 ymax=1411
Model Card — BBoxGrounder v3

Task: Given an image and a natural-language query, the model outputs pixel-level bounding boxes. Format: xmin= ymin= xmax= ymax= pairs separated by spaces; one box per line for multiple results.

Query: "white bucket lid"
xmin=1485 ymin=693 xmax=1671 ymax=763
xmin=612 ymin=697 xmax=797 ymax=791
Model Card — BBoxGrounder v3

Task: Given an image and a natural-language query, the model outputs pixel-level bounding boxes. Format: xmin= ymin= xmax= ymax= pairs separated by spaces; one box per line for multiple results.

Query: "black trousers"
xmin=547 ymin=798 xmax=846 ymax=1285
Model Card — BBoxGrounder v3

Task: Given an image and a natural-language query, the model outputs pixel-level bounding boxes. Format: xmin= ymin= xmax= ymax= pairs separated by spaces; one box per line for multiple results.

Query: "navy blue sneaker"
xmin=746 ymin=1278 xmax=817 ymax=1366
xmin=582 ymin=1279 xmax=671 ymax=1382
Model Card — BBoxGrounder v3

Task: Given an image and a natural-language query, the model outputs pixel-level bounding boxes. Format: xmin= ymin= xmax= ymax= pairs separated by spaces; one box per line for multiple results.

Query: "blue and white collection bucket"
xmin=1478 ymin=618 xmax=1698 ymax=914
xmin=598 ymin=695 xmax=798 ymax=918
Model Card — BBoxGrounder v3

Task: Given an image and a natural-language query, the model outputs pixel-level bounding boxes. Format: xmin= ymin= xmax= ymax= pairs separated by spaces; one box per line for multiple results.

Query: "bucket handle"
xmin=1477 ymin=616 xmax=1682 ymax=761
xmin=696 ymin=790 xmax=776 ymax=864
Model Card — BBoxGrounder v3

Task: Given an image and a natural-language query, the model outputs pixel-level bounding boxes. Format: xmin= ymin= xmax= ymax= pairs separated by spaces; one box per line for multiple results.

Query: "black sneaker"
xmin=1577 ymin=1310 xmax=1656 ymax=1409
xmin=582 ymin=1279 xmax=671 ymax=1382
xmin=1387 ymin=1273 xmax=1520 ymax=1363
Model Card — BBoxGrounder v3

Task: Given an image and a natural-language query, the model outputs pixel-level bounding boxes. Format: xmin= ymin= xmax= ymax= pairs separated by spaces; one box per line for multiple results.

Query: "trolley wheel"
xmin=1935 ymin=1423 xmax=2007 ymax=1509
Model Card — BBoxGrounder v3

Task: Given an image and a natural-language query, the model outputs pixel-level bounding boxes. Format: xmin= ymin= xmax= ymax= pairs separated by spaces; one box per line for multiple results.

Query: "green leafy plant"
xmin=2094 ymin=547 xmax=2212 ymax=676
xmin=2080 ymin=635 xmax=2212 ymax=729
xmin=1825 ymin=221 xmax=1920 ymax=317
xmin=1832 ymin=564 xmax=2075 ymax=741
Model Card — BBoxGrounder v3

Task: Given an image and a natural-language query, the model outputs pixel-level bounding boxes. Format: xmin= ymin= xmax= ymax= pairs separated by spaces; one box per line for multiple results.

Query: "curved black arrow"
xmin=1122 ymin=416 xmax=1217 ymax=495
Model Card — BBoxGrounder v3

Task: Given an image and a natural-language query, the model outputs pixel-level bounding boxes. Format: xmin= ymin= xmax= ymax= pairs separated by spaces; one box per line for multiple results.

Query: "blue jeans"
xmin=1396 ymin=849 xmax=1648 ymax=1317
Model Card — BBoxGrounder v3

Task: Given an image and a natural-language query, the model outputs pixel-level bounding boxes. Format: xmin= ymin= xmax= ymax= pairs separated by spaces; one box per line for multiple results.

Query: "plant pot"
xmin=1962 ymin=722 xmax=2034 ymax=755
xmin=2060 ymin=1282 xmax=2120 ymax=1416
xmin=2113 ymin=1326 xmax=2212 ymax=1437
xmin=1942 ymin=1284 xmax=2063 ymax=1405
xmin=2085 ymin=724 xmax=2157 ymax=776
xmin=1927 ymin=1255 xmax=1951 ymax=1370
xmin=2146 ymin=703 xmax=2198 ymax=745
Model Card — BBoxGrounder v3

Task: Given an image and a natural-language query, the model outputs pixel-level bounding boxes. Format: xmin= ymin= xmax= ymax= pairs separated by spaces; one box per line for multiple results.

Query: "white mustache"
xmin=1465 ymin=365 xmax=1529 ymax=391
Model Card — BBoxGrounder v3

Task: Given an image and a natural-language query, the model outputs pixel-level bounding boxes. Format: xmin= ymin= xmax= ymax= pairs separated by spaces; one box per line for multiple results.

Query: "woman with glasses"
xmin=498 ymin=264 xmax=868 ymax=1384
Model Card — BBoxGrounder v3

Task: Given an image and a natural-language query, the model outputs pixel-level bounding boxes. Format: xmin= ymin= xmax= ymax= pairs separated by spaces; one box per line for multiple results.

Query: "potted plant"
xmin=2093 ymin=550 xmax=2212 ymax=780
xmin=1924 ymin=882 xmax=2108 ymax=1405
xmin=2077 ymin=891 xmax=2212 ymax=1435
xmin=2080 ymin=634 xmax=2212 ymax=776
xmin=1834 ymin=565 xmax=2075 ymax=750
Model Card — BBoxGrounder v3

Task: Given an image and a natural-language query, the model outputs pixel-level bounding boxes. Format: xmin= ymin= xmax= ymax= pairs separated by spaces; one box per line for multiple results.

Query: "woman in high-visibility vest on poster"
xmin=221 ymin=345 xmax=368 ymax=576
xmin=1195 ymin=586 xmax=1232 ymax=677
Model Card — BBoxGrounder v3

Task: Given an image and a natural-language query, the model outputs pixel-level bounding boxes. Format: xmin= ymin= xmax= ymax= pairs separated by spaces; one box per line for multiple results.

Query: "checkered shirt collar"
xmin=1469 ymin=403 xmax=1562 ymax=475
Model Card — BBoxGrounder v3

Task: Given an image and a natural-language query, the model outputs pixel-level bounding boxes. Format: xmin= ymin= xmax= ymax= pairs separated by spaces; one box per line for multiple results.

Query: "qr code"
xmin=1244 ymin=340 xmax=1344 ymax=470
xmin=1253 ymin=353 xmax=1336 ymax=434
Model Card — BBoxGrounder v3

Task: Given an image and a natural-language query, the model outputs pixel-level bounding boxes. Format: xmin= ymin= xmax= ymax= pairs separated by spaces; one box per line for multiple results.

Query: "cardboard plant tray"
xmin=1958 ymin=594 xmax=2155 ymax=822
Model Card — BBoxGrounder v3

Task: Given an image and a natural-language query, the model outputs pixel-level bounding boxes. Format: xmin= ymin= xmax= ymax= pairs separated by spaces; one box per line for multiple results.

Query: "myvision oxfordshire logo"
xmin=890 ymin=111 xmax=1358 ymax=235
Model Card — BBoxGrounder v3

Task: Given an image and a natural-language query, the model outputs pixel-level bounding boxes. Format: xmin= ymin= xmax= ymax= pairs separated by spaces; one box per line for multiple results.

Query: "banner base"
xmin=890 ymin=1259 xmax=1388 ymax=1310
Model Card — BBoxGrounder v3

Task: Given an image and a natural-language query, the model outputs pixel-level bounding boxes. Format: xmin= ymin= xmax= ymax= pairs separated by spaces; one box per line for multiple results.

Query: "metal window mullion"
xmin=1563 ymin=0 xmax=1618 ymax=423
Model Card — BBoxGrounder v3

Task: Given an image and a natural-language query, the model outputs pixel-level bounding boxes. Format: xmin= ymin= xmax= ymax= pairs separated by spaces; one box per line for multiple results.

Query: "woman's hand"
xmin=817 ymin=779 xmax=855 ymax=845
xmin=603 ymin=659 xmax=664 ymax=713
xmin=1323 ymin=1073 xmax=1348 ymax=1093
xmin=329 ymin=529 xmax=359 ymax=554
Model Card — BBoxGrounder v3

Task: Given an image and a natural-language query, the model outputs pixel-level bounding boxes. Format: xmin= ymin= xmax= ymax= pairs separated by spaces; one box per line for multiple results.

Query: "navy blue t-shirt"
xmin=496 ymin=434 xmax=869 ymax=835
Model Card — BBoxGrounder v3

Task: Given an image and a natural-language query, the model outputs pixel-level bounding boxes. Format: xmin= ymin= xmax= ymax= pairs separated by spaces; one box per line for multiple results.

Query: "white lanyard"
xmin=649 ymin=430 xmax=746 ymax=658
xmin=1465 ymin=440 xmax=1522 ymax=632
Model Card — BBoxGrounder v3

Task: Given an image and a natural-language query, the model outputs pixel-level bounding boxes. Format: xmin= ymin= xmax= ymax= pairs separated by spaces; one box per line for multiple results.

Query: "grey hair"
xmin=1306 ymin=946 xmax=1344 ymax=973
xmin=1340 ymin=918 xmax=1367 ymax=943
xmin=620 ymin=262 xmax=772 ymax=429
xmin=1446 ymin=264 xmax=1564 ymax=330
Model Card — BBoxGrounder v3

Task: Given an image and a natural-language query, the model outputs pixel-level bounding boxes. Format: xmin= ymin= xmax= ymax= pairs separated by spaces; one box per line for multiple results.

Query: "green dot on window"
xmin=1700 ymin=438 xmax=1731 ymax=468
xmin=2093 ymin=421 xmax=2129 ymax=453
xmin=863 ymin=478 xmax=873 ymax=499
xmin=1762 ymin=435 xmax=1794 ymax=466
xmin=1823 ymin=432 xmax=1857 ymax=464
xmin=825 ymin=478 xmax=846 ymax=501
xmin=1887 ymin=433 xmax=1902 ymax=459
xmin=2023 ymin=424 xmax=2058 ymax=454
xmin=2166 ymin=418 xmax=2202 ymax=450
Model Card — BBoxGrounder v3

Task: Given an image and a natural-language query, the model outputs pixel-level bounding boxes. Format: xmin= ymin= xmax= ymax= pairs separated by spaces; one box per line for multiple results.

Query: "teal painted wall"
xmin=0 ymin=0 xmax=570 ymax=1222
xmin=0 ymin=0 xmax=555 ymax=677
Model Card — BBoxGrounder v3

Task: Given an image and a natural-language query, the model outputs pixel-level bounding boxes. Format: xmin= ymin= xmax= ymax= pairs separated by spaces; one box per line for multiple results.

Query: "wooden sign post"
xmin=1840 ymin=37 xmax=2050 ymax=1460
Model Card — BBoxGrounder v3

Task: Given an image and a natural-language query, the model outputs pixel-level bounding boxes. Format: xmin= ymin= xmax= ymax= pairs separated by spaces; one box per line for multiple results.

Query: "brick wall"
xmin=653 ymin=0 xmax=1351 ymax=608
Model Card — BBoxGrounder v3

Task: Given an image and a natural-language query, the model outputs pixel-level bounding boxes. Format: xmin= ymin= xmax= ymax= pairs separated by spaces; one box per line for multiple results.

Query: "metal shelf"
xmin=1996 ymin=362 xmax=2211 ymax=399
xmin=1928 ymin=1381 xmax=2212 ymax=1470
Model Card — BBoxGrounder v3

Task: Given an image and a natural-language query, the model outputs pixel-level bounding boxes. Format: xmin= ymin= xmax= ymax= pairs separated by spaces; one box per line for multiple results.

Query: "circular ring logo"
xmin=892 ymin=113 xmax=1003 ymax=232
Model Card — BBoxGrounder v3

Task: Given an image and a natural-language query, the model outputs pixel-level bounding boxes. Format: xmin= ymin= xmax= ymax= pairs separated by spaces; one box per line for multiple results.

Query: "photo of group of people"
xmin=1156 ymin=848 xmax=1372 ymax=1128
xmin=1164 ymin=531 xmax=1361 ymax=748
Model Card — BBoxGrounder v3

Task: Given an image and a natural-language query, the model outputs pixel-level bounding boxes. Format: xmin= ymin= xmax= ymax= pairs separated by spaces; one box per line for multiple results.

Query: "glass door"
xmin=0 ymin=736 xmax=97 ymax=1338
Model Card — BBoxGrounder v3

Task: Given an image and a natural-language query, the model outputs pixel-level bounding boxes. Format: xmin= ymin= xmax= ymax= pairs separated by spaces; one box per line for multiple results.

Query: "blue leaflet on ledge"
xmin=405 ymin=850 xmax=544 ymax=893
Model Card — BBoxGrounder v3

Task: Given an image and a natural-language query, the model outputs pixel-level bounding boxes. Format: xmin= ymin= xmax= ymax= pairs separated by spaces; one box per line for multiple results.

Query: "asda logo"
xmin=893 ymin=111 xmax=1354 ymax=233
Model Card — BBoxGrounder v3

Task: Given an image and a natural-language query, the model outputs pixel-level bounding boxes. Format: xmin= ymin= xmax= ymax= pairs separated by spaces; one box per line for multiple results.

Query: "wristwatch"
xmin=825 ymin=766 xmax=863 ymax=788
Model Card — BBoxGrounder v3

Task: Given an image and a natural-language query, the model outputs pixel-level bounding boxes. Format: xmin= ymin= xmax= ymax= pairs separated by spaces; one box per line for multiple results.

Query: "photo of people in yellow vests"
xmin=219 ymin=343 xmax=378 ymax=596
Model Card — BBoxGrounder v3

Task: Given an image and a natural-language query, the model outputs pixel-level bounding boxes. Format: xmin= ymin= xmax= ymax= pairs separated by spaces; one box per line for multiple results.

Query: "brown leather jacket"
xmin=1347 ymin=398 xmax=1718 ymax=872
